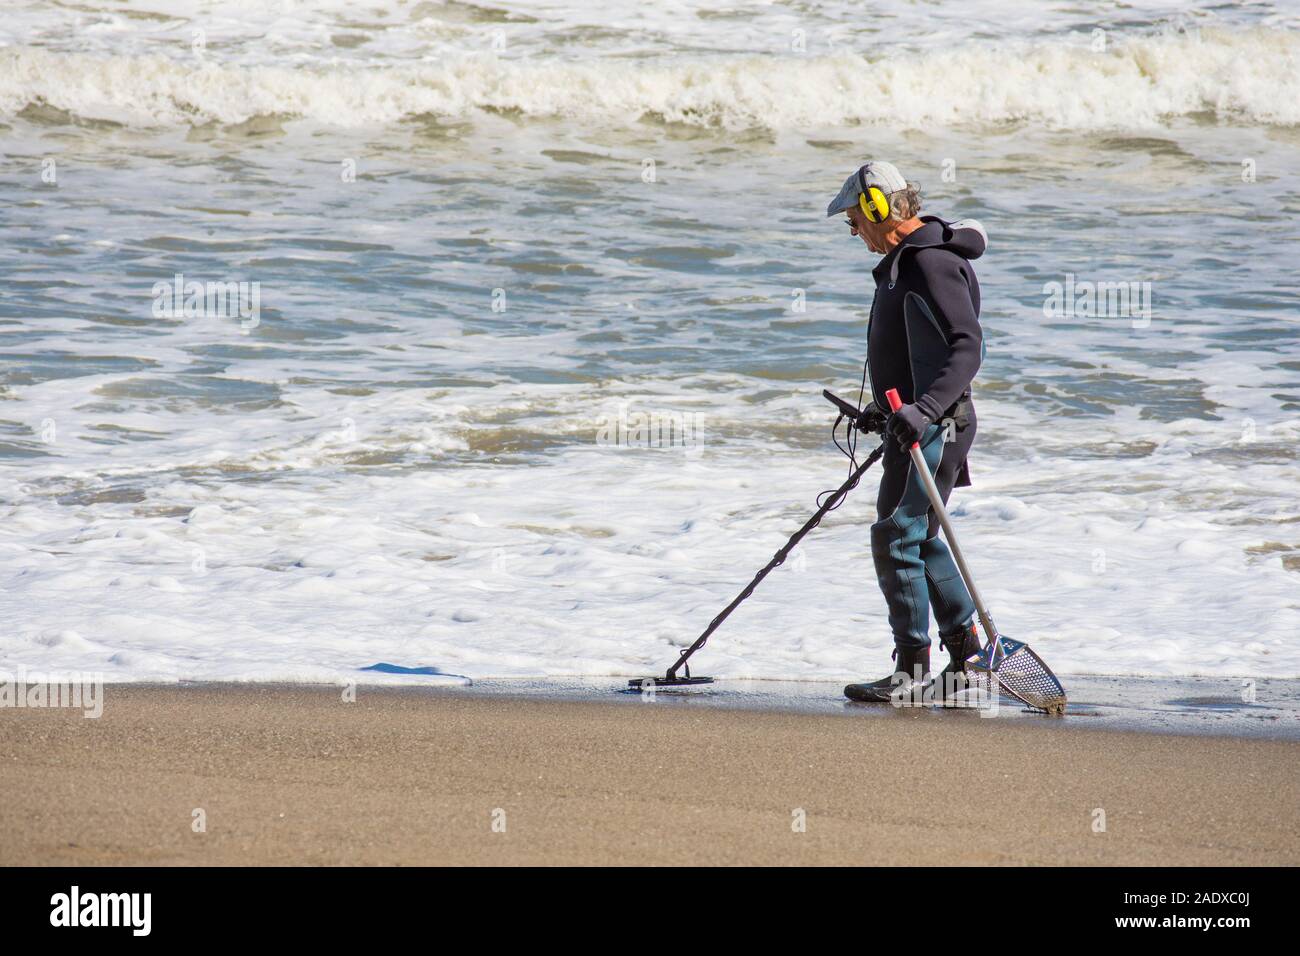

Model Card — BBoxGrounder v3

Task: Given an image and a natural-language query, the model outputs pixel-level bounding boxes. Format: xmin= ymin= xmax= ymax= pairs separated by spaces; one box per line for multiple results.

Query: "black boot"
xmin=935 ymin=621 xmax=981 ymax=702
xmin=844 ymin=646 xmax=930 ymax=703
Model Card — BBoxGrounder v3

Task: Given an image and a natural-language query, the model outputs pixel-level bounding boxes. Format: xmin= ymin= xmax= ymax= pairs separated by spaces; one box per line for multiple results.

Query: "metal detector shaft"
xmin=666 ymin=442 xmax=886 ymax=679
xmin=884 ymin=388 xmax=1000 ymax=648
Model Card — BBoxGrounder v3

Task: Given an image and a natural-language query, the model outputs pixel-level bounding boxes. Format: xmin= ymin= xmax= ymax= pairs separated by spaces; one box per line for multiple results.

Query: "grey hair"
xmin=887 ymin=181 xmax=922 ymax=221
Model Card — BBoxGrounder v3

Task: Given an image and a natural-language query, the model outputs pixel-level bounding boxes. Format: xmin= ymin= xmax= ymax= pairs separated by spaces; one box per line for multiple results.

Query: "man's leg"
xmin=918 ymin=419 xmax=981 ymax=698
xmin=869 ymin=431 xmax=942 ymax=654
xmin=844 ymin=423 xmax=947 ymax=702
xmin=921 ymin=416 xmax=977 ymax=637
xmin=922 ymin=535 xmax=976 ymax=637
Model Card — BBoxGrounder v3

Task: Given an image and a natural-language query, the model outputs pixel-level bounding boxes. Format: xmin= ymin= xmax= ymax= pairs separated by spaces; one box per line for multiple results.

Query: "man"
xmin=825 ymin=161 xmax=988 ymax=703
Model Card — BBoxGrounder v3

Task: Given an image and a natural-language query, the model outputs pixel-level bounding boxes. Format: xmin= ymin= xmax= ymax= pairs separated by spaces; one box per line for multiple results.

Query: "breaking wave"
xmin=1 ymin=27 xmax=1298 ymax=130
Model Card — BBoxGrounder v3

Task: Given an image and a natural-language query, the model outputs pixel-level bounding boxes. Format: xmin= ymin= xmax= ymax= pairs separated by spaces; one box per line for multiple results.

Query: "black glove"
xmin=887 ymin=403 xmax=931 ymax=449
xmin=857 ymin=400 xmax=889 ymax=436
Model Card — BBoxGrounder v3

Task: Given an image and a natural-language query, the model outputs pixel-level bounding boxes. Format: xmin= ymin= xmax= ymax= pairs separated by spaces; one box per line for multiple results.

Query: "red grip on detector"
xmin=884 ymin=387 xmax=920 ymax=449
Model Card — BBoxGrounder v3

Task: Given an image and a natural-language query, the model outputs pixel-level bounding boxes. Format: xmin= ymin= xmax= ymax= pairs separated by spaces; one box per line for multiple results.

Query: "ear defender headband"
xmin=856 ymin=165 xmax=890 ymax=224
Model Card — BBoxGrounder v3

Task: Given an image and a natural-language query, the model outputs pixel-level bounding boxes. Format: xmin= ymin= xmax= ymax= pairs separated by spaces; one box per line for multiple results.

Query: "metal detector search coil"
xmin=628 ymin=675 xmax=715 ymax=689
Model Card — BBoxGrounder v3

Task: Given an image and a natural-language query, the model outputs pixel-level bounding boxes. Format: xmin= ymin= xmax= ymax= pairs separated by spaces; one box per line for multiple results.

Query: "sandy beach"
xmin=1 ymin=683 xmax=1295 ymax=866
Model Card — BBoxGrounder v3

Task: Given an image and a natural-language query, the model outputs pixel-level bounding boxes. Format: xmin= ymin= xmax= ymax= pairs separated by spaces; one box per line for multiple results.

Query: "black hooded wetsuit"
xmin=866 ymin=216 xmax=987 ymax=652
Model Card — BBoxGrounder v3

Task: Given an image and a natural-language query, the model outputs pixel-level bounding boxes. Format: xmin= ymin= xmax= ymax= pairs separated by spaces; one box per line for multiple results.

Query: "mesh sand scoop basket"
xmin=966 ymin=637 xmax=1067 ymax=715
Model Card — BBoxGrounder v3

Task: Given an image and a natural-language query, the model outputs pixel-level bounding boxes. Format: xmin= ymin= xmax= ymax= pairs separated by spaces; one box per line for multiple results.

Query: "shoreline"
xmin=5 ymin=671 xmax=1294 ymax=741
xmin=2 ymin=682 xmax=1296 ymax=866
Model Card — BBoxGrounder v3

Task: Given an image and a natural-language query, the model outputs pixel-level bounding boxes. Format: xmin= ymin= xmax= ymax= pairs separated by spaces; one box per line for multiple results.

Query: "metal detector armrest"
xmin=823 ymin=389 xmax=887 ymax=435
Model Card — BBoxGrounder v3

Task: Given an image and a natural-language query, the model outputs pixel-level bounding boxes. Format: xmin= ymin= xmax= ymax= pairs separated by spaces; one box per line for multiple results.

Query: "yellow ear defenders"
xmin=857 ymin=166 xmax=890 ymax=224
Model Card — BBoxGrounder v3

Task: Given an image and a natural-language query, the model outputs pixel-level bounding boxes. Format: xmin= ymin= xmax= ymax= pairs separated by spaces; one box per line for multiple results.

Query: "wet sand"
xmin=1 ymin=684 xmax=1295 ymax=866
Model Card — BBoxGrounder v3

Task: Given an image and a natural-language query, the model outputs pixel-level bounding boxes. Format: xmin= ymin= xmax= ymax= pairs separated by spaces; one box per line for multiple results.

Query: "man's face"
xmin=845 ymin=205 xmax=888 ymax=254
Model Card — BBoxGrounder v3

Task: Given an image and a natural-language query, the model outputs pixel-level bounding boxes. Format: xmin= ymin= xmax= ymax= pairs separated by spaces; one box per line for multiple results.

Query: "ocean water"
xmin=1 ymin=1 xmax=1297 ymax=685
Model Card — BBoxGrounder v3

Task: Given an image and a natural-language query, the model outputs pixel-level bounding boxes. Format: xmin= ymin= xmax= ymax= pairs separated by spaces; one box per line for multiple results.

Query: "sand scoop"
xmin=885 ymin=388 xmax=1067 ymax=715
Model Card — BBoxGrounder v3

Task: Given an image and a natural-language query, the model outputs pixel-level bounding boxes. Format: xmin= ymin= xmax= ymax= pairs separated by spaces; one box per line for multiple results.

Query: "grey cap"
xmin=825 ymin=161 xmax=908 ymax=218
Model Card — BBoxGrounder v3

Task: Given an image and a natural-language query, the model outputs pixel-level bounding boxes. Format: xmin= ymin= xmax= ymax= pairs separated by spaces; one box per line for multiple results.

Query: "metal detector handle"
xmin=824 ymin=389 xmax=887 ymax=435
xmin=885 ymin=388 xmax=1000 ymax=647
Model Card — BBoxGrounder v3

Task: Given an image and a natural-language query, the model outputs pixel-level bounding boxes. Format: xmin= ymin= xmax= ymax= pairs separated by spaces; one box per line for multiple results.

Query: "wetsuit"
xmin=867 ymin=216 xmax=987 ymax=653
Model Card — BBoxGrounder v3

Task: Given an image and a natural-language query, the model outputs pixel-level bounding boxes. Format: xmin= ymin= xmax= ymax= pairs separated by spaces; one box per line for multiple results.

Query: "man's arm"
xmin=910 ymin=247 xmax=983 ymax=422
